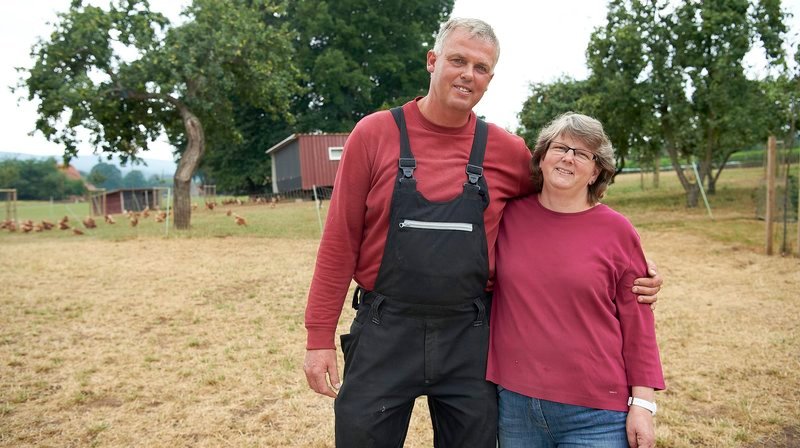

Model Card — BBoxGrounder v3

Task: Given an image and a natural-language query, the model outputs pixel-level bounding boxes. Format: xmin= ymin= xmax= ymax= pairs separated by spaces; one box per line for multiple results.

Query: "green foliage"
xmin=20 ymin=0 xmax=302 ymax=228
xmin=288 ymin=0 xmax=454 ymax=132
xmin=202 ymin=0 xmax=456 ymax=192
xmin=22 ymin=0 xmax=300 ymax=162
xmin=516 ymin=78 xmax=591 ymax=150
xmin=88 ymin=162 xmax=123 ymax=190
xmin=122 ymin=170 xmax=148 ymax=188
xmin=584 ymin=0 xmax=655 ymax=170
xmin=0 ymin=158 xmax=86 ymax=200
xmin=201 ymin=105 xmax=290 ymax=194
xmin=578 ymin=0 xmax=790 ymax=205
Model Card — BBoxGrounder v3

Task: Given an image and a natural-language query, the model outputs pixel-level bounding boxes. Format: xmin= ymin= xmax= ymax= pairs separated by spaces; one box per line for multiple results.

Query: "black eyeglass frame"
xmin=547 ymin=141 xmax=597 ymax=163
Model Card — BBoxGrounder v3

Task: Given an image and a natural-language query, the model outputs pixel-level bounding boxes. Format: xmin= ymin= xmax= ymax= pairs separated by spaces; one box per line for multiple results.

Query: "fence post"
xmin=312 ymin=184 xmax=323 ymax=235
xmin=765 ymin=136 xmax=776 ymax=255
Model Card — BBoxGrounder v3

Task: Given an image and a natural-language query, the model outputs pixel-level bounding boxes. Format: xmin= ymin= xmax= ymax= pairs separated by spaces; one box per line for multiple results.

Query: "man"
xmin=303 ymin=18 xmax=661 ymax=447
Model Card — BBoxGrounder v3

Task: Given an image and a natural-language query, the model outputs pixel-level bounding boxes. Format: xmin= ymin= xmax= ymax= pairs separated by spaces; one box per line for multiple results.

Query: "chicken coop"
xmin=93 ymin=188 xmax=168 ymax=215
xmin=265 ymin=133 xmax=348 ymax=195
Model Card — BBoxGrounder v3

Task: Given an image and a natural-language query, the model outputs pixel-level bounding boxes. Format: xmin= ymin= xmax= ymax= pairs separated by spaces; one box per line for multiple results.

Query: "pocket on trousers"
xmin=339 ymin=318 xmax=365 ymax=381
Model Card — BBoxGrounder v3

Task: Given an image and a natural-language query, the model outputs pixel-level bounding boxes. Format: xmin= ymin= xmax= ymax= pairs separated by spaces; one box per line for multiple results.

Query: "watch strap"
xmin=627 ymin=396 xmax=657 ymax=415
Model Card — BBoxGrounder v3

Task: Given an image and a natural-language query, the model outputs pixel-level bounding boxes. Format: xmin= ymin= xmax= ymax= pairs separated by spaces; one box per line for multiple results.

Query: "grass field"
xmin=1 ymin=167 xmax=799 ymax=447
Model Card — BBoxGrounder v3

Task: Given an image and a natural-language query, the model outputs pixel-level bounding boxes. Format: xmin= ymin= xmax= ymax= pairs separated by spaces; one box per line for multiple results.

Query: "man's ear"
xmin=426 ymin=50 xmax=437 ymax=74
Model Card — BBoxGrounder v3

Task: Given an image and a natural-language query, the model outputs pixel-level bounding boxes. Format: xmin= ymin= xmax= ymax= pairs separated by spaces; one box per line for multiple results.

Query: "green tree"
xmin=20 ymin=0 xmax=300 ymax=228
xmin=766 ymin=41 xmax=800 ymax=150
xmin=200 ymin=105 xmax=289 ymax=194
xmin=288 ymin=0 xmax=454 ymax=132
xmin=584 ymin=0 xmax=788 ymax=206
xmin=517 ymin=78 xmax=591 ymax=150
xmin=585 ymin=0 xmax=653 ymax=173
xmin=88 ymin=162 xmax=123 ymax=190
xmin=123 ymin=170 xmax=148 ymax=188
xmin=147 ymin=173 xmax=172 ymax=187
xmin=201 ymin=1 xmax=455 ymax=193
xmin=674 ymin=0 xmax=785 ymax=198
xmin=0 ymin=158 xmax=85 ymax=200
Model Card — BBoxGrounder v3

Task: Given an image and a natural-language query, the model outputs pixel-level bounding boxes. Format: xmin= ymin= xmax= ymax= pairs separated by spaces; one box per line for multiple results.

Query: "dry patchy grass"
xmin=1 ymin=169 xmax=799 ymax=447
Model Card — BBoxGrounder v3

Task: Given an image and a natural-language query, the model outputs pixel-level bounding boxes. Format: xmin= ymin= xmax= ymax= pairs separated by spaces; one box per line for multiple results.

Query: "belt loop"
xmin=472 ymin=297 xmax=486 ymax=327
xmin=369 ymin=294 xmax=386 ymax=325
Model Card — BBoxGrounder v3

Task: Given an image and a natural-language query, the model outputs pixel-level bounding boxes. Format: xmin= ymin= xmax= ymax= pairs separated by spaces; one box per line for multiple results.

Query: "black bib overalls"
xmin=334 ymin=108 xmax=497 ymax=447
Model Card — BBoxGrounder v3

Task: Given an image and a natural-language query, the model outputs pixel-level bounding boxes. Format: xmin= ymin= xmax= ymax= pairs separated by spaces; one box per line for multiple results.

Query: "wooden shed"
xmin=94 ymin=188 xmax=165 ymax=215
xmin=265 ymin=133 xmax=348 ymax=193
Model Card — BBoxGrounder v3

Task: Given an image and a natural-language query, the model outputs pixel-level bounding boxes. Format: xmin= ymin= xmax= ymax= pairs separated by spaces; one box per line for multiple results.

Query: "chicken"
xmin=234 ymin=214 xmax=247 ymax=226
xmin=129 ymin=215 xmax=139 ymax=227
xmin=72 ymin=228 xmax=84 ymax=235
xmin=41 ymin=220 xmax=55 ymax=230
xmin=142 ymin=207 xmax=150 ymax=218
xmin=226 ymin=209 xmax=232 ymax=216
xmin=58 ymin=221 xmax=70 ymax=230
xmin=104 ymin=215 xmax=116 ymax=224
xmin=82 ymin=216 xmax=97 ymax=229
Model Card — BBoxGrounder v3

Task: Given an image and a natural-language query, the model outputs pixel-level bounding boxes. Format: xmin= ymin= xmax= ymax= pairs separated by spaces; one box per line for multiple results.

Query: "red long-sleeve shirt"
xmin=487 ymin=195 xmax=665 ymax=412
xmin=305 ymin=99 xmax=532 ymax=349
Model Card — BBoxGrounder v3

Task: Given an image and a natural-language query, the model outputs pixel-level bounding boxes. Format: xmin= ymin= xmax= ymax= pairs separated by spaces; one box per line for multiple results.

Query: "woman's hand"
xmin=626 ymin=406 xmax=655 ymax=448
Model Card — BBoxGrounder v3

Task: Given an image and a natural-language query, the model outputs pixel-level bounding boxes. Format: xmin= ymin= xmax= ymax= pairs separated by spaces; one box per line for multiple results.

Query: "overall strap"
xmin=465 ymin=118 xmax=489 ymax=188
xmin=389 ymin=107 xmax=416 ymax=180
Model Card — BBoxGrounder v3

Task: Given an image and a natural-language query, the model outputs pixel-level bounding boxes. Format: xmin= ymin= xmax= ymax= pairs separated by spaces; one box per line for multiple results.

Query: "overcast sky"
xmin=1 ymin=0 xmax=798 ymax=161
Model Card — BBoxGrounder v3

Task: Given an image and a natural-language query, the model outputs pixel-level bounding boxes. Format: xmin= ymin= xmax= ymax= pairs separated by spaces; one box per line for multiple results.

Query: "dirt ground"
xmin=0 ymin=227 xmax=798 ymax=447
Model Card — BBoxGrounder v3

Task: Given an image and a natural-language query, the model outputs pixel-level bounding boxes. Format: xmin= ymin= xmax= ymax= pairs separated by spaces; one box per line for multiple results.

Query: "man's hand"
xmin=303 ymin=349 xmax=340 ymax=398
xmin=626 ymin=406 xmax=656 ymax=448
xmin=634 ymin=259 xmax=663 ymax=307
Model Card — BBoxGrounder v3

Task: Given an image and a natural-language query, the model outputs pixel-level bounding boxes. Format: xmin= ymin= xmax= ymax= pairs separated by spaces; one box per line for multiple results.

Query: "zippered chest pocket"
xmin=391 ymin=217 xmax=487 ymax=297
xmin=398 ymin=219 xmax=473 ymax=232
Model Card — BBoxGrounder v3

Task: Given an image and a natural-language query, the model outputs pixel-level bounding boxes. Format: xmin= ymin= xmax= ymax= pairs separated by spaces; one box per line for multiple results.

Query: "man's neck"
xmin=417 ymin=96 xmax=471 ymax=128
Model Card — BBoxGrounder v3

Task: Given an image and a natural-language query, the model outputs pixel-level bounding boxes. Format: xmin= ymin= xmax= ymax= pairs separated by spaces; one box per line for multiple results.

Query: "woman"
xmin=487 ymin=112 xmax=665 ymax=448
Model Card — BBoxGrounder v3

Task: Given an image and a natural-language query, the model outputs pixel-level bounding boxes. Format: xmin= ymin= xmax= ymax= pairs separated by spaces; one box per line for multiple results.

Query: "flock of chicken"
xmin=1 ymin=202 xmax=252 ymax=235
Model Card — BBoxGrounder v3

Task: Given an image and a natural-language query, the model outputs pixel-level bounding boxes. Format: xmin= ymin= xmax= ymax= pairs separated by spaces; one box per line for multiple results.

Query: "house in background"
xmin=58 ymin=164 xmax=97 ymax=191
xmin=265 ymin=133 xmax=348 ymax=194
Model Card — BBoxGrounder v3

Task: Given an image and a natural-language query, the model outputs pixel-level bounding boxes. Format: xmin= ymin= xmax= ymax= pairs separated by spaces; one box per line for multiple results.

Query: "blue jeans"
xmin=497 ymin=387 xmax=628 ymax=447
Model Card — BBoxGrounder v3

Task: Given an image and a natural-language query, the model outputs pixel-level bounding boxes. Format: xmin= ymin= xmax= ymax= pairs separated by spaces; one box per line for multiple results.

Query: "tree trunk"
xmin=665 ymin=143 xmax=698 ymax=207
xmin=687 ymin=183 xmax=700 ymax=208
xmin=661 ymin=111 xmax=698 ymax=207
xmin=120 ymin=90 xmax=206 ymax=230
xmin=640 ymin=168 xmax=645 ymax=190
xmin=787 ymin=97 xmax=797 ymax=151
xmin=707 ymin=176 xmax=716 ymax=194
xmin=653 ymin=159 xmax=660 ymax=188
xmin=173 ymin=111 xmax=206 ymax=230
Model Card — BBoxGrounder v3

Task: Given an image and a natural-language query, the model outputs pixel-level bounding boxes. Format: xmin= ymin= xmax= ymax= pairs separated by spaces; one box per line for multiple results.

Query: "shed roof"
xmin=265 ymin=133 xmax=349 ymax=155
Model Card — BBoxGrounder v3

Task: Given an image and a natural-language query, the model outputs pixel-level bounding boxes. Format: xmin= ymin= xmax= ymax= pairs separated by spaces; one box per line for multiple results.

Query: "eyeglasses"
xmin=547 ymin=142 xmax=597 ymax=164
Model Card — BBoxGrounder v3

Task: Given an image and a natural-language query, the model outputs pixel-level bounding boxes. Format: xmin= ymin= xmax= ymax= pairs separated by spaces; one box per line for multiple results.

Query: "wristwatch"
xmin=628 ymin=397 xmax=657 ymax=416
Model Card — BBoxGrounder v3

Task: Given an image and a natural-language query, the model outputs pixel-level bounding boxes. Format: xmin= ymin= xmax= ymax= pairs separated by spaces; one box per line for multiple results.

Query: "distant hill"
xmin=0 ymin=152 xmax=177 ymax=177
